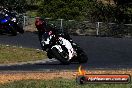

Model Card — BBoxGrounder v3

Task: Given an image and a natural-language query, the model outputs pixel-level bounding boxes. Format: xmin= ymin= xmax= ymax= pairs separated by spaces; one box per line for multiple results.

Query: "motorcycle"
xmin=0 ymin=11 xmax=24 ymax=35
xmin=40 ymin=31 xmax=88 ymax=64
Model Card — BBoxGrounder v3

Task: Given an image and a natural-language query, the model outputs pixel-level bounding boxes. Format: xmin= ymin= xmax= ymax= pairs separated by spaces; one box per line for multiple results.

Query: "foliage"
xmin=0 ymin=0 xmax=27 ymax=13
xmin=37 ymin=0 xmax=88 ymax=20
xmin=0 ymin=0 xmax=132 ymax=23
xmin=37 ymin=0 xmax=132 ymax=22
xmin=113 ymin=0 xmax=132 ymax=23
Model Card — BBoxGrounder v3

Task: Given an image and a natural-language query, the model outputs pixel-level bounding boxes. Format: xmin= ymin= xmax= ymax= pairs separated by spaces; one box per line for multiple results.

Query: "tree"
xmin=38 ymin=0 xmax=88 ymax=20
xmin=0 ymin=0 xmax=27 ymax=13
xmin=113 ymin=0 xmax=132 ymax=23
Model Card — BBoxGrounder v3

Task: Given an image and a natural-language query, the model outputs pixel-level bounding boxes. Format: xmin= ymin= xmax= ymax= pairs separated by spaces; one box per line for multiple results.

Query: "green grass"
xmin=0 ymin=78 xmax=131 ymax=88
xmin=0 ymin=44 xmax=47 ymax=64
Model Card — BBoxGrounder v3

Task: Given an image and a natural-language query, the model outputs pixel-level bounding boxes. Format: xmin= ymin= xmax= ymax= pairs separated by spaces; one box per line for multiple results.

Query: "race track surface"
xmin=0 ymin=32 xmax=132 ymax=71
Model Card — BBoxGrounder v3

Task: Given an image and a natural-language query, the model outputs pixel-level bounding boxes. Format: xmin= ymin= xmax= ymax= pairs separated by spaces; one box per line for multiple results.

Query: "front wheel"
xmin=47 ymin=49 xmax=53 ymax=59
xmin=51 ymin=47 xmax=70 ymax=65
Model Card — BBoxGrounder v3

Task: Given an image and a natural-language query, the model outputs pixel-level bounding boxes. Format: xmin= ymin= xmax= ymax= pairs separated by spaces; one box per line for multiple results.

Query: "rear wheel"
xmin=7 ymin=24 xmax=17 ymax=36
xmin=78 ymin=52 xmax=88 ymax=63
xmin=16 ymin=24 xmax=24 ymax=34
xmin=10 ymin=27 xmax=17 ymax=36
xmin=76 ymin=47 xmax=88 ymax=63
xmin=51 ymin=47 xmax=70 ymax=65
xmin=11 ymin=29 xmax=17 ymax=36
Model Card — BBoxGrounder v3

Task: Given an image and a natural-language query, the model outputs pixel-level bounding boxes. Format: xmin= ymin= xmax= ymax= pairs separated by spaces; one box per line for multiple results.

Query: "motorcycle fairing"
xmin=51 ymin=45 xmax=63 ymax=53
xmin=58 ymin=37 xmax=75 ymax=60
xmin=0 ymin=19 xmax=7 ymax=24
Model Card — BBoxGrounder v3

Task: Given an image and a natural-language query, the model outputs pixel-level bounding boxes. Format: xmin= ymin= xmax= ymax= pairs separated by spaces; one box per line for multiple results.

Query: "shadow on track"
xmin=0 ymin=60 xmax=84 ymax=71
xmin=0 ymin=58 xmax=132 ymax=71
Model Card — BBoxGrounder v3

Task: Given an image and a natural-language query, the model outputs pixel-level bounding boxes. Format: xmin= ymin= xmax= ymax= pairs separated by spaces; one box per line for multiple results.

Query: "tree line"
xmin=0 ymin=0 xmax=132 ymax=23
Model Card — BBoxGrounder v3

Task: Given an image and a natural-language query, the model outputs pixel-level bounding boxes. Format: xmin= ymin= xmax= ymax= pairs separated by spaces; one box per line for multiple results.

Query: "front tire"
xmin=51 ymin=47 xmax=70 ymax=65
xmin=47 ymin=49 xmax=53 ymax=59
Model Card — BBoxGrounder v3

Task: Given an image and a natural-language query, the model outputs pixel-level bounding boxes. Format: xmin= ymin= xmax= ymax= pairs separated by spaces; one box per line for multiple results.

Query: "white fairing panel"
xmin=52 ymin=45 xmax=63 ymax=52
xmin=58 ymin=37 xmax=74 ymax=60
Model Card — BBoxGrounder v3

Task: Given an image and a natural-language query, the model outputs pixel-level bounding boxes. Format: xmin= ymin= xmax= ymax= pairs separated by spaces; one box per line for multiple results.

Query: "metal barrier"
xmin=21 ymin=16 xmax=132 ymax=37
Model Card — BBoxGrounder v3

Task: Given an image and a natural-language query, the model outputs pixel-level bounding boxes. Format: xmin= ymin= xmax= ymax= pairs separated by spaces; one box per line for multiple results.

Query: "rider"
xmin=35 ymin=17 xmax=76 ymax=60
xmin=35 ymin=17 xmax=73 ymax=50
xmin=35 ymin=17 xmax=57 ymax=50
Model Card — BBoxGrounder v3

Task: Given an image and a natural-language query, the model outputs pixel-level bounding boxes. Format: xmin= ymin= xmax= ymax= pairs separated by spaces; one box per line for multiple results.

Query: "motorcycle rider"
xmin=35 ymin=17 xmax=56 ymax=40
xmin=35 ymin=17 xmax=73 ymax=51
xmin=35 ymin=17 xmax=76 ymax=61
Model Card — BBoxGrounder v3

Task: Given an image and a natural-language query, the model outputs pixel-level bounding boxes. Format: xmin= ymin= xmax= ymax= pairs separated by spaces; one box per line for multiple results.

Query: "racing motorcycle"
xmin=40 ymin=31 xmax=88 ymax=64
xmin=0 ymin=10 xmax=24 ymax=35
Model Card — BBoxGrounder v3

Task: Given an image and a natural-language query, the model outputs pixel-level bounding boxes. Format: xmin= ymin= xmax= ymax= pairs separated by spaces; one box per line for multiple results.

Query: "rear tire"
xmin=10 ymin=28 xmax=17 ymax=36
xmin=16 ymin=24 xmax=24 ymax=34
xmin=76 ymin=48 xmax=88 ymax=63
xmin=78 ymin=52 xmax=88 ymax=63
xmin=51 ymin=47 xmax=70 ymax=65
xmin=8 ymin=24 xmax=17 ymax=36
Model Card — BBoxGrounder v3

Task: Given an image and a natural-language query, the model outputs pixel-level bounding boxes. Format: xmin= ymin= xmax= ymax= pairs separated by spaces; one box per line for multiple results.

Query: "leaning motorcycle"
xmin=0 ymin=12 xmax=24 ymax=35
xmin=40 ymin=31 xmax=88 ymax=64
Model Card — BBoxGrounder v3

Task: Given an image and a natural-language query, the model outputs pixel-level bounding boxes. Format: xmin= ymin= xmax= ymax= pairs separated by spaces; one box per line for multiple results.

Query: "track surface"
xmin=0 ymin=32 xmax=132 ymax=71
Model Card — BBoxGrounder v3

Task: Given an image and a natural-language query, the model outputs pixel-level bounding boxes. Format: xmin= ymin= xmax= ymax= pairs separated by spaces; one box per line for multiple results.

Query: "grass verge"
xmin=0 ymin=70 xmax=132 ymax=87
xmin=0 ymin=78 xmax=131 ymax=88
xmin=0 ymin=44 xmax=47 ymax=64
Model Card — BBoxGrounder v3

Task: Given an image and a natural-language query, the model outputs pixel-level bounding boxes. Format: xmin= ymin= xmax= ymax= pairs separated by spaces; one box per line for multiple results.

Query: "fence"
xmin=21 ymin=16 xmax=132 ymax=37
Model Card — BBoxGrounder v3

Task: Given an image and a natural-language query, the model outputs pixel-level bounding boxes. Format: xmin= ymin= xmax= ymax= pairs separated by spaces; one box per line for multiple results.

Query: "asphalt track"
xmin=0 ymin=32 xmax=132 ymax=71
